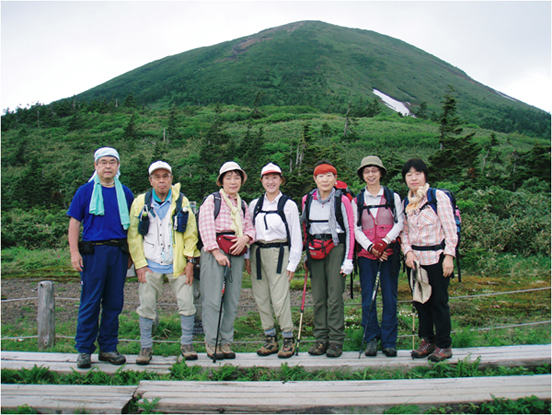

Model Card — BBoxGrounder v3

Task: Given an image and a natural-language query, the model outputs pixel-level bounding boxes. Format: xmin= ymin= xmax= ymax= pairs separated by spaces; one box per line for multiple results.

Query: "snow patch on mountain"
xmin=373 ymin=89 xmax=412 ymax=116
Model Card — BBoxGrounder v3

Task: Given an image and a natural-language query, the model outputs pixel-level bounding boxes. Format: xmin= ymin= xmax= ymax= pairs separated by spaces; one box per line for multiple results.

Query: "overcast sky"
xmin=2 ymin=1 xmax=550 ymax=113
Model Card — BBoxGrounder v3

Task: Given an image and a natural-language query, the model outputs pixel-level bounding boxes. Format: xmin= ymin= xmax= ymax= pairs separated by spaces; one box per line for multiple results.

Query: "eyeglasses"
xmin=364 ymin=168 xmax=380 ymax=175
xmin=97 ymin=159 xmax=118 ymax=166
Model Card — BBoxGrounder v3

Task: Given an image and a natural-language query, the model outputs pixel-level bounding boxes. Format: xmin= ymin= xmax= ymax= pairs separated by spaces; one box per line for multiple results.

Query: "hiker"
xmin=246 ymin=163 xmax=302 ymax=358
xmin=302 ymin=160 xmax=355 ymax=358
xmin=401 ymin=158 xmax=457 ymax=362
xmin=353 ymin=156 xmax=404 ymax=357
xmin=127 ymin=161 xmax=200 ymax=365
xmin=67 ymin=147 xmax=134 ymax=369
xmin=198 ymin=161 xmax=255 ymax=360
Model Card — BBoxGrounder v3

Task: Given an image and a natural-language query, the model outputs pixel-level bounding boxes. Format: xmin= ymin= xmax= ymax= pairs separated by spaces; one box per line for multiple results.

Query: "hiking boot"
xmin=326 ymin=343 xmax=343 ymax=358
xmin=76 ymin=353 xmax=91 ymax=369
xmin=383 ymin=347 xmax=397 ymax=357
xmin=257 ymin=335 xmax=279 ymax=356
xmin=98 ymin=350 xmax=126 ymax=365
xmin=308 ymin=340 xmax=329 ymax=356
xmin=220 ymin=343 xmax=236 ymax=359
xmin=136 ymin=348 xmax=153 ymax=365
xmin=365 ymin=338 xmax=378 ymax=357
xmin=428 ymin=347 xmax=453 ymax=362
xmin=278 ymin=338 xmax=296 ymax=359
xmin=181 ymin=344 xmax=198 ymax=361
xmin=411 ymin=339 xmax=436 ymax=359
xmin=205 ymin=342 xmax=224 ymax=360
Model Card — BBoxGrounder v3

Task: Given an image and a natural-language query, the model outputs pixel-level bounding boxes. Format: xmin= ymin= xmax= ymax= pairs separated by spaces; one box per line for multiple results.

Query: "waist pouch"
xmin=308 ymin=239 xmax=335 ymax=260
xmin=217 ymin=233 xmax=247 ymax=257
xmin=79 ymin=239 xmax=129 ymax=255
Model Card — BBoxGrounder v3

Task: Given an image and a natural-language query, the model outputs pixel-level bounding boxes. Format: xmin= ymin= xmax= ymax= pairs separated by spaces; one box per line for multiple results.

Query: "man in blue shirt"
xmin=67 ymin=147 xmax=134 ymax=369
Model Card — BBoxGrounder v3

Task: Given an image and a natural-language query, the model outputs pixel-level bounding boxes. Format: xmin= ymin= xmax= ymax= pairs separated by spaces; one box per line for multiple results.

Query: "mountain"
xmin=72 ymin=21 xmax=546 ymax=132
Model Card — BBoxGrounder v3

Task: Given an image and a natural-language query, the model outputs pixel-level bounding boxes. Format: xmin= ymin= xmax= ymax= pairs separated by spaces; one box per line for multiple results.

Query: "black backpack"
xmin=138 ymin=190 xmax=187 ymax=236
xmin=303 ymin=188 xmax=347 ymax=238
xmin=252 ymin=194 xmax=292 ymax=245
xmin=355 ymin=186 xmax=398 ymax=226
xmin=403 ymin=187 xmax=462 ymax=282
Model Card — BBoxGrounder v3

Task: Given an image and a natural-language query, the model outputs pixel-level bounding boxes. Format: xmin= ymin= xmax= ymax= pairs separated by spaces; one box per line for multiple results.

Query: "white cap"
xmin=217 ymin=161 xmax=247 ymax=186
xmin=261 ymin=163 xmax=283 ymax=177
xmin=148 ymin=161 xmax=172 ymax=175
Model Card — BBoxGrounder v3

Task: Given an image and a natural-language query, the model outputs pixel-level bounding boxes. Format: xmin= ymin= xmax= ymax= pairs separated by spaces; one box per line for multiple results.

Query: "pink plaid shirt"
xmin=198 ymin=192 xmax=256 ymax=252
xmin=401 ymin=189 xmax=458 ymax=266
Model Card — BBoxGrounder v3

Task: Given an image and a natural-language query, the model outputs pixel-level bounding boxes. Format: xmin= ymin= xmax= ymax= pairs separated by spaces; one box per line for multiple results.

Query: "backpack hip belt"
xmin=411 ymin=240 xmax=445 ymax=251
xmin=253 ymin=240 xmax=288 ymax=279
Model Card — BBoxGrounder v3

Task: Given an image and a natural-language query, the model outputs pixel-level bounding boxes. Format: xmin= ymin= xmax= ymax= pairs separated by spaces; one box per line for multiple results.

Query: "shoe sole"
xmin=223 ymin=354 xmax=236 ymax=359
xmin=183 ymin=355 xmax=198 ymax=361
xmin=136 ymin=360 xmax=151 ymax=366
xmin=365 ymin=351 xmax=377 ymax=357
xmin=77 ymin=363 xmax=91 ymax=369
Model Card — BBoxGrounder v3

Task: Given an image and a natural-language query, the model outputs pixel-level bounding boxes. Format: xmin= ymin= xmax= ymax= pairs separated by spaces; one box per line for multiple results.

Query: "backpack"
xmin=252 ymin=194 xmax=292 ymax=245
xmin=404 ymin=187 xmax=462 ymax=282
xmin=138 ymin=189 xmax=187 ymax=235
xmin=355 ymin=186 xmax=398 ymax=227
xmin=304 ymin=187 xmax=347 ymax=236
xmin=196 ymin=191 xmax=248 ymax=251
xmin=336 ymin=180 xmax=355 ymax=202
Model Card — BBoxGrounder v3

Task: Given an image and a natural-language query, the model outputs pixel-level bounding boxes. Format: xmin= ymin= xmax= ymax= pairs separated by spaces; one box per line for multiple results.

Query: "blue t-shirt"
xmin=67 ymin=181 xmax=135 ymax=241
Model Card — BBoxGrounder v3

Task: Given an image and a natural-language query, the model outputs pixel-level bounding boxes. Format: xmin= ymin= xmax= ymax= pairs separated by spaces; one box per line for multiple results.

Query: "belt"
xmin=308 ymin=233 xmax=346 ymax=243
xmin=92 ymin=239 xmax=127 ymax=247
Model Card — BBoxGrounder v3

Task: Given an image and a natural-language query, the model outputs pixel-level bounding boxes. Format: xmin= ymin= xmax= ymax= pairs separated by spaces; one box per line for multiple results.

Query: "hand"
xmin=136 ymin=266 xmax=152 ymax=284
xmin=405 ymin=251 xmax=418 ymax=269
xmin=372 ymin=240 xmax=388 ymax=258
xmin=442 ymin=255 xmax=454 ymax=277
xmin=340 ymin=259 xmax=354 ymax=276
xmin=230 ymin=235 xmax=249 ymax=256
xmin=71 ymin=252 xmax=83 ymax=272
xmin=244 ymin=259 xmax=251 ymax=275
xmin=212 ymin=249 xmax=231 ymax=267
xmin=287 ymin=270 xmax=295 ymax=282
xmin=179 ymin=262 xmax=194 ymax=285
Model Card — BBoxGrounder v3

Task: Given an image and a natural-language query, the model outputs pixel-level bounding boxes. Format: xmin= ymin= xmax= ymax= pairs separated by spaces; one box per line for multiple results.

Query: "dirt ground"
xmin=1 ymin=276 xmax=313 ymax=329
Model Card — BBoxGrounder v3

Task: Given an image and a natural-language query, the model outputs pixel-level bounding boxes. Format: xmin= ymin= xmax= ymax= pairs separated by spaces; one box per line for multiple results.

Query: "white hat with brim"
xmin=217 ymin=161 xmax=247 ymax=187
xmin=261 ymin=163 xmax=283 ymax=177
xmin=411 ymin=261 xmax=432 ymax=304
xmin=149 ymin=161 xmax=172 ymax=175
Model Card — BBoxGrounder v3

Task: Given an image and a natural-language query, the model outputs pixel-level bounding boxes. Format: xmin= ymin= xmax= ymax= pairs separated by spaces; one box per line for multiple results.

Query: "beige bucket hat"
xmin=411 ymin=261 xmax=432 ymax=304
xmin=217 ymin=161 xmax=248 ymax=187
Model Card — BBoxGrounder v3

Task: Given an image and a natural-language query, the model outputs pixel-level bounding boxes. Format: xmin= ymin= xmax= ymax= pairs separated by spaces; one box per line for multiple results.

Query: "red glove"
xmin=372 ymin=240 xmax=388 ymax=257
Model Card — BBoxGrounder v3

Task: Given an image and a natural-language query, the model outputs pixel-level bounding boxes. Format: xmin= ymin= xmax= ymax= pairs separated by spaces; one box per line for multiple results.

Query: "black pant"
xmin=415 ymin=255 xmax=452 ymax=349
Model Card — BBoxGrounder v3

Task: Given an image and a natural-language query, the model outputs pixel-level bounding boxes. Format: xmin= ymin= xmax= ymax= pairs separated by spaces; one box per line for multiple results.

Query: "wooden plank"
xmin=2 ymin=344 xmax=550 ymax=375
xmin=134 ymin=375 xmax=551 ymax=413
xmin=1 ymin=384 xmax=136 ymax=414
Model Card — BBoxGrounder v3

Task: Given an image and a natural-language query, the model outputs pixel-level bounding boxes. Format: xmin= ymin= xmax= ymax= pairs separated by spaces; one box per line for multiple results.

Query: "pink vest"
xmin=358 ymin=195 xmax=395 ymax=260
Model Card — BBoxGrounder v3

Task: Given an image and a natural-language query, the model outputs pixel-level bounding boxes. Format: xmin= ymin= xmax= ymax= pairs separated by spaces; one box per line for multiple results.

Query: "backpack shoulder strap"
xmin=212 ymin=191 xmax=222 ymax=219
xmin=382 ymin=186 xmax=398 ymax=223
xmin=334 ymin=189 xmax=345 ymax=230
xmin=424 ymin=187 xmax=438 ymax=214
xmin=304 ymin=189 xmax=316 ymax=230
xmin=356 ymin=191 xmax=364 ymax=227
xmin=253 ymin=196 xmax=264 ymax=220
xmin=278 ymin=194 xmax=292 ymax=244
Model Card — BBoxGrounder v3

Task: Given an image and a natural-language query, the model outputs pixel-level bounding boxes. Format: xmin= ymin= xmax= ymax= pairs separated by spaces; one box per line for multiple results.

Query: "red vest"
xmin=358 ymin=194 xmax=395 ymax=260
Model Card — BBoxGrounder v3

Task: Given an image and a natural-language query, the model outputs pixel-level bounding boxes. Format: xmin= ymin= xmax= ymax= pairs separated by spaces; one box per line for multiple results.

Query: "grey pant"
xmin=200 ymin=248 xmax=244 ymax=346
xmin=309 ymin=243 xmax=346 ymax=345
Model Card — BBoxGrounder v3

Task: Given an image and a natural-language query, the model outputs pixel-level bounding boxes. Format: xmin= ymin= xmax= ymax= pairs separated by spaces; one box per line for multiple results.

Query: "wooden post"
xmin=37 ymin=281 xmax=55 ymax=349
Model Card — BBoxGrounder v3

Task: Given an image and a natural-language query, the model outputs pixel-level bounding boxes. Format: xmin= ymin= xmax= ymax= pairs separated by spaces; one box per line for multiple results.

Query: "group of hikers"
xmin=68 ymin=147 xmax=457 ymax=369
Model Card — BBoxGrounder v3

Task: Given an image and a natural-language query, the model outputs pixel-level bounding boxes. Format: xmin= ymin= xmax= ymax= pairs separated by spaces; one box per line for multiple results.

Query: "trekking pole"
xmin=407 ymin=263 xmax=418 ymax=350
xmin=213 ymin=265 xmax=228 ymax=364
xmin=295 ymin=263 xmax=309 ymax=356
xmin=358 ymin=260 xmax=382 ymax=359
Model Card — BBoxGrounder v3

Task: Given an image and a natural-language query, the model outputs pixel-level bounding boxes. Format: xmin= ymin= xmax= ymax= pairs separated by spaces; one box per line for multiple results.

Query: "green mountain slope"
xmin=73 ymin=20 xmax=547 ymax=132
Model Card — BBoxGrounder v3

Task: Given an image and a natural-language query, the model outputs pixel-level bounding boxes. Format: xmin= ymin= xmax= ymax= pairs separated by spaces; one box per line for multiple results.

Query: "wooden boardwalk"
xmin=1 ymin=344 xmax=550 ymax=374
xmin=1 ymin=344 xmax=550 ymax=413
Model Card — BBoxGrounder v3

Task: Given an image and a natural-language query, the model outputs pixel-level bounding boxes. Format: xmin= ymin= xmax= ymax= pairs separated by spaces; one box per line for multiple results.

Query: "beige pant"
xmin=136 ymin=270 xmax=196 ymax=320
xmin=251 ymin=244 xmax=294 ymax=334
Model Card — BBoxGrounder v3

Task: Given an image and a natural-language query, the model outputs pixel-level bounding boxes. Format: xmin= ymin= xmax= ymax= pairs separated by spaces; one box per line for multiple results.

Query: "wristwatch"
xmin=187 ymin=257 xmax=196 ymax=264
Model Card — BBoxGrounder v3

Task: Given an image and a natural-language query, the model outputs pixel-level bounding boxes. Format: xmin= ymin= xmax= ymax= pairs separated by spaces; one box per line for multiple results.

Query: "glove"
xmin=372 ymin=240 xmax=388 ymax=257
xmin=341 ymin=259 xmax=354 ymax=275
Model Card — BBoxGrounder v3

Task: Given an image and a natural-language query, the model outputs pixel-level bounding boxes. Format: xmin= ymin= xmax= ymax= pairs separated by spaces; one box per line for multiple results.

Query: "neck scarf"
xmin=89 ymin=175 xmax=130 ymax=230
xmin=220 ymin=189 xmax=244 ymax=238
xmin=406 ymin=183 xmax=430 ymax=214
